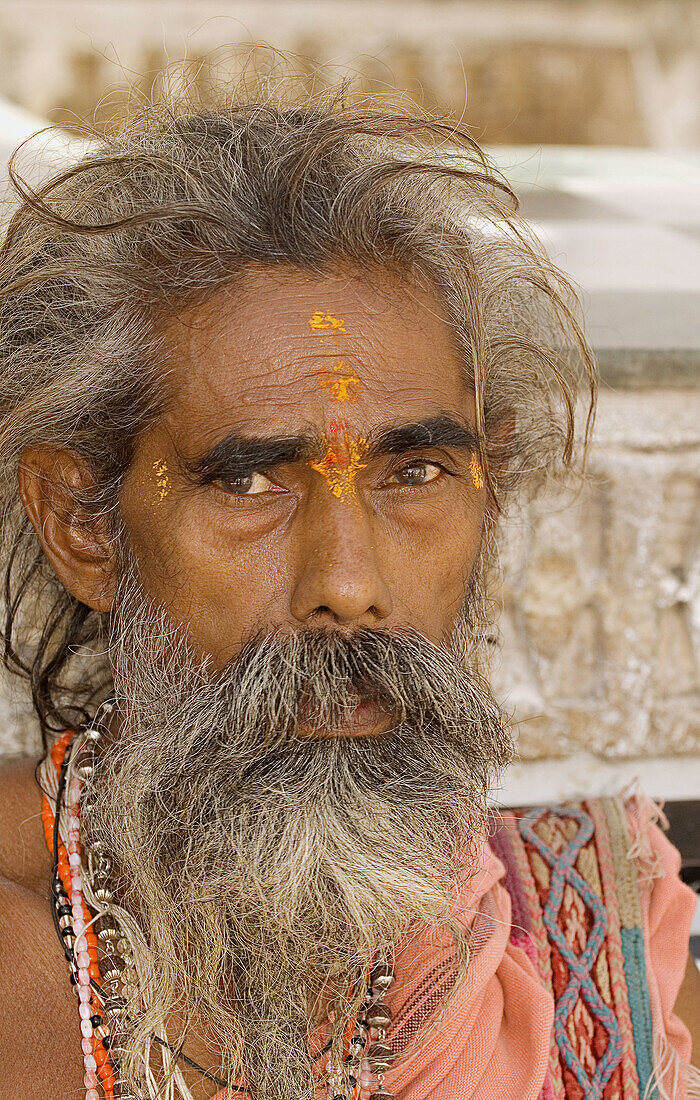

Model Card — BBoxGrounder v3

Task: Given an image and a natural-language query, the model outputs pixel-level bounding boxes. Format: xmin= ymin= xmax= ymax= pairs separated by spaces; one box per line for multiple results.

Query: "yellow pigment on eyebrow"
xmin=469 ymin=453 xmax=484 ymax=490
xmin=309 ymin=418 xmax=368 ymax=500
xmin=309 ymin=310 xmax=347 ymax=334
xmin=318 ymin=360 xmax=362 ymax=403
xmin=152 ymin=458 xmax=171 ymax=503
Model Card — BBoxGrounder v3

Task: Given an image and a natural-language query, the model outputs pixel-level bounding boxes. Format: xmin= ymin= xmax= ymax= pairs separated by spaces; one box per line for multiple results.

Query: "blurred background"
xmin=0 ymin=2 xmax=697 ymax=827
xmin=1 ymin=0 xmax=699 ymax=149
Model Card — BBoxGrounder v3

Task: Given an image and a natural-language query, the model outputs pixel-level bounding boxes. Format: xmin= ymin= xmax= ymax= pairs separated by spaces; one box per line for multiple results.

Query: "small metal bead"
xmin=113 ymin=1088 xmax=138 ymax=1100
xmin=94 ymin=884 xmax=113 ymax=903
xmin=365 ymin=1003 xmax=392 ymax=1030
xmin=370 ymin=961 xmax=395 ymax=993
xmin=88 ymin=842 xmax=113 ymax=873
xmin=102 ymin=954 xmax=125 ymax=974
xmin=103 ymin=985 xmax=123 ymax=1005
xmin=367 ymin=1042 xmax=393 ymax=1073
xmin=75 ymin=760 xmax=94 ymax=781
xmin=116 ymin=937 xmax=131 ymax=955
xmin=368 ymin=1092 xmax=396 ymax=1100
xmin=93 ymin=855 xmax=113 ymax=879
xmin=371 ymin=977 xmax=394 ymax=995
xmin=94 ymin=915 xmax=119 ymax=941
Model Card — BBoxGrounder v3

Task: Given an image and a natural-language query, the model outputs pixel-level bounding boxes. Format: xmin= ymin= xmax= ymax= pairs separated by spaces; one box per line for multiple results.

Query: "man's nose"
xmin=289 ymin=487 xmax=393 ymax=626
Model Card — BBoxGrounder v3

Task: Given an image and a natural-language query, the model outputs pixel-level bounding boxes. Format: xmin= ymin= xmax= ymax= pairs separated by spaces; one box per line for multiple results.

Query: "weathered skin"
xmin=0 ymin=266 xmax=697 ymax=1098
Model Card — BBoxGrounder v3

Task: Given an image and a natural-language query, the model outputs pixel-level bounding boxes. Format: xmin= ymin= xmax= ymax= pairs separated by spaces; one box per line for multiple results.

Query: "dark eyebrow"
xmin=368 ymin=415 xmax=480 ymax=457
xmin=183 ymin=414 xmax=480 ymax=484
xmin=183 ymin=430 xmax=318 ymax=483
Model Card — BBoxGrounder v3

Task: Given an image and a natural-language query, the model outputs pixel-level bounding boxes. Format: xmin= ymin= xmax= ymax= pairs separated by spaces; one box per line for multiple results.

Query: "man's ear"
xmin=18 ymin=446 xmax=118 ymax=613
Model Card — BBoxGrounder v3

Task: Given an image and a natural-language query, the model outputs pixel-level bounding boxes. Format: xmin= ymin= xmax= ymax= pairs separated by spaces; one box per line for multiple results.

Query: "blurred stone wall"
xmin=0 ymin=0 xmax=697 ymax=150
xmin=490 ymin=386 xmax=699 ymax=761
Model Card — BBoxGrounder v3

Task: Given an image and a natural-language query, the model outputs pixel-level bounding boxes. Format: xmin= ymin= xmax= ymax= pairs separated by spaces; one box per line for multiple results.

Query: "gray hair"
xmin=0 ymin=83 xmax=597 ymax=746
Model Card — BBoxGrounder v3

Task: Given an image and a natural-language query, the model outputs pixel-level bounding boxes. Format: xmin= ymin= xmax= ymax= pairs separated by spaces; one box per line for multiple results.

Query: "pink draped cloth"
xmin=214 ymin=811 xmax=696 ymax=1099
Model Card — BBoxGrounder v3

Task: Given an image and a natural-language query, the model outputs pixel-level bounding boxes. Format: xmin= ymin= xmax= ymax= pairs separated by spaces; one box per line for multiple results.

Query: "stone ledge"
xmin=596 ymin=350 xmax=700 ymax=389
xmin=495 ymin=753 xmax=700 ymax=804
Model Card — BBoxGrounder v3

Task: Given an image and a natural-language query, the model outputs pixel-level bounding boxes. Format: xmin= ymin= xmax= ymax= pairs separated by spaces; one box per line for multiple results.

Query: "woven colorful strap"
xmin=489 ymin=798 xmax=657 ymax=1100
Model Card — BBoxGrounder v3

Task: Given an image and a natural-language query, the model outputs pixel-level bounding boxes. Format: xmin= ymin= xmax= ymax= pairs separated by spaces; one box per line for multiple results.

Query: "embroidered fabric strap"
xmin=489 ymin=797 xmax=657 ymax=1100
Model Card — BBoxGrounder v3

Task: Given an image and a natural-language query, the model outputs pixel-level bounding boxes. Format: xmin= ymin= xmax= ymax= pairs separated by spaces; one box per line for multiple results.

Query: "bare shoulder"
xmin=0 ymin=874 xmax=84 ymax=1098
xmin=0 ymin=754 xmax=52 ymax=894
xmin=0 ymin=760 xmax=84 ymax=1096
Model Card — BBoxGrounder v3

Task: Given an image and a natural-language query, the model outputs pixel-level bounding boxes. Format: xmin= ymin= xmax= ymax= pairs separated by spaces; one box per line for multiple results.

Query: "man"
xmin=0 ymin=91 xmax=696 ymax=1100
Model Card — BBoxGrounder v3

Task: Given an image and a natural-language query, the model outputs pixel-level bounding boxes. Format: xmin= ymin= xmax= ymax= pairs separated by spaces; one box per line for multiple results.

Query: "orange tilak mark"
xmin=309 ymin=310 xmax=346 ymax=333
xmin=152 ymin=458 xmax=170 ymax=503
xmin=309 ymin=418 xmax=368 ymax=500
xmin=469 ymin=453 xmax=484 ymax=490
xmin=318 ymin=360 xmax=362 ymax=403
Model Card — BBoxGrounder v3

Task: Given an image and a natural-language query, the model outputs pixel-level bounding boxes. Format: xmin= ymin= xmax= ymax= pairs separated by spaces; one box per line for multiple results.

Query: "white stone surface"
xmin=495 ymin=752 xmax=700 ymax=805
xmin=490 ymin=388 xmax=699 ymax=761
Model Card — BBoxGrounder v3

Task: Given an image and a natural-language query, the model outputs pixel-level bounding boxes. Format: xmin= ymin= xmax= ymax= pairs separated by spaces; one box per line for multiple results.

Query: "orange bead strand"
xmin=43 ymin=733 xmax=115 ymax=1100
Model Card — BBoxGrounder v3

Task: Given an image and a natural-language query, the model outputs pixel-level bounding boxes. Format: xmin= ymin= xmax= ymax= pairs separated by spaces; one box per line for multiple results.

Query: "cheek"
xmin=134 ymin=508 xmax=273 ymax=590
xmin=375 ymin=492 xmax=484 ymax=620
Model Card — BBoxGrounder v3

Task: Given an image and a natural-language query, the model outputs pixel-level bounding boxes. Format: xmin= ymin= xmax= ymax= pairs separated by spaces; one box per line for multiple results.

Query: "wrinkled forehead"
xmin=161 ymin=265 xmax=471 ymax=436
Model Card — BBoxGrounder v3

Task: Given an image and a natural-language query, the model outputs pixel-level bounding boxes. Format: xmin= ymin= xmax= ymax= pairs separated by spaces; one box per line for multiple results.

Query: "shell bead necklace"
xmin=43 ymin=715 xmax=397 ymax=1100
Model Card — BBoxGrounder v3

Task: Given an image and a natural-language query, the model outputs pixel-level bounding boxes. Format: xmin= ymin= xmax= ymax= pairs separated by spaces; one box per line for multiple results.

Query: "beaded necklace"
xmin=41 ymin=715 xmax=397 ymax=1100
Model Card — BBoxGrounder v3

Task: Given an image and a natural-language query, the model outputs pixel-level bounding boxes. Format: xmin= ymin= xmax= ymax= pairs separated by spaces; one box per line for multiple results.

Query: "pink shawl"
xmin=215 ymin=811 xmax=696 ymax=1099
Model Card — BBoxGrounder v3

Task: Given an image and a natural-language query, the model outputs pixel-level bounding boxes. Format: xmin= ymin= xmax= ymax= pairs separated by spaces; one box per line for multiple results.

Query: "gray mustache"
xmin=214 ymin=625 xmax=489 ymax=730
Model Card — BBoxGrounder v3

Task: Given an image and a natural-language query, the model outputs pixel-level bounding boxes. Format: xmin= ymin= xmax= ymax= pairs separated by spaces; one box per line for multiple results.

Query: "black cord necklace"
xmin=50 ymin=732 xmax=235 ymax=1093
xmin=49 ymin=728 xmax=334 ymax=1097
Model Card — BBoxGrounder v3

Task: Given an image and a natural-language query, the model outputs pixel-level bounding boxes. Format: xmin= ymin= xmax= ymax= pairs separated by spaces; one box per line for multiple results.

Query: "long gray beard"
xmin=85 ymin=566 xmax=512 ymax=1100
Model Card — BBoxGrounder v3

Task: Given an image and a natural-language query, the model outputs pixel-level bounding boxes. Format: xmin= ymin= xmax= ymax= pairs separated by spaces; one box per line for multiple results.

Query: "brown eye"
xmin=219 ymin=472 xmax=276 ymax=496
xmin=391 ymin=461 xmax=442 ymax=486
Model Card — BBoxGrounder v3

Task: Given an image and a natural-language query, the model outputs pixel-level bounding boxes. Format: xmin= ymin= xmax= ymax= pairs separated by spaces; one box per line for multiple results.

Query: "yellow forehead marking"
xmin=152 ymin=458 xmax=171 ymax=503
xmin=469 ymin=453 xmax=484 ymax=490
xmin=309 ymin=418 xmax=368 ymax=500
xmin=318 ymin=360 xmax=362 ymax=403
xmin=309 ymin=310 xmax=347 ymax=333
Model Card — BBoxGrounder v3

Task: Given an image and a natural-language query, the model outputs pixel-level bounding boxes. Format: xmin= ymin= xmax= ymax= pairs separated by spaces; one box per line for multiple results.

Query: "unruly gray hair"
xmin=0 ymin=81 xmax=597 ymax=747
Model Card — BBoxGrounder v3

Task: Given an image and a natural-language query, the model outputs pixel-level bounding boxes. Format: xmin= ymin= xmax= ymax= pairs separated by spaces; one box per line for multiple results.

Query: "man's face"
xmin=117 ymin=264 xmax=485 ymax=722
xmin=74 ymin=265 xmax=506 ymax=1099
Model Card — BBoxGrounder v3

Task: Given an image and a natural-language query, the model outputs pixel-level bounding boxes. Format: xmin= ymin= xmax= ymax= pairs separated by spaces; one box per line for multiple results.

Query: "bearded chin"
xmin=84 ymin=571 xmax=511 ymax=1100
